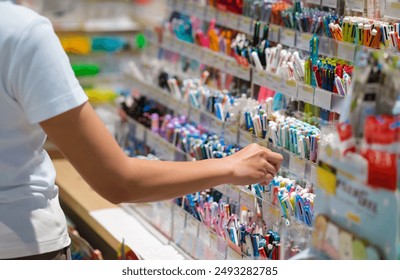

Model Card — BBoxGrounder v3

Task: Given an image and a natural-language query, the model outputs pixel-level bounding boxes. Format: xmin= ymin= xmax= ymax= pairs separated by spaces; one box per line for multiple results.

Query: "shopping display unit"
xmin=40 ymin=0 xmax=400 ymax=259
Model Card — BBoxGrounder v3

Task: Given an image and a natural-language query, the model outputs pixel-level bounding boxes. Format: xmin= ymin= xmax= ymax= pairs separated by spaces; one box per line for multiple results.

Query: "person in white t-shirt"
xmin=0 ymin=1 xmax=283 ymax=259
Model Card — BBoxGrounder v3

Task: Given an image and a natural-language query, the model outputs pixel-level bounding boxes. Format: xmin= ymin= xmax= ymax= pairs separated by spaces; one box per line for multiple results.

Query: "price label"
xmin=297 ymin=83 xmax=315 ymax=104
xmin=205 ymin=6 xmax=217 ymax=21
xmin=190 ymin=106 xmax=202 ymax=124
xmin=227 ymin=13 xmax=240 ymax=30
xmin=237 ymin=15 xmax=252 ymax=34
xmin=227 ymin=60 xmax=251 ymax=81
xmin=322 ymin=0 xmax=338 ymax=8
xmin=185 ymin=1 xmax=195 ymax=14
xmin=314 ymin=88 xmax=332 ymax=110
xmin=306 ymin=0 xmax=321 ymax=4
xmin=190 ymin=44 xmax=203 ymax=61
xmin=193 ymin=4 xmax=206 ymax=20
xmin=144 ymin=29 xmax=157 ymax=44
xmin=266 ymin=72 xmax=282 ymax=92
xmin=280 ymin=28 xmax=296 ymax=47
xmin=336 ymin=41 xmax=356 ymax=62
xmin=239 ymin=129 xmax=254 ymax=147
xmin=268 ymin=24 xmax=280 ymax=43
xmin=214 ymin=53 xmax=227 ymax=71
xmin=384 ymin=1 xmax=400 ymax=20
xmin=296 ymin=32 xmax=313 ymax=51
xmin=218 ymin=10 xmax=231 ymax=27
xmin=346 ymin=0 xmax=365 ymax=12
xmin=289 ymin=154 xmax=306 ymax=177
xmin=253 ymin=69 xmax=268 ymax=87
xmin=280 ymin=79 xmax=298 ymax=98
xmin=167 ymin=0 xmax=176 ymax=9
xmin=209 ymin=115 xmax=224 ymax=135
xmin=175 ymin=0 xmax=186 ymax=11
xmin=227 ymin=247 xmax=242 ymax=260
xmin=203 ymin=50 xmax=215 ymax=66
xmin=224 ymin=123 xmax=238 ymax=144
xmin=240 ymin=190 xmax=256 ymax=211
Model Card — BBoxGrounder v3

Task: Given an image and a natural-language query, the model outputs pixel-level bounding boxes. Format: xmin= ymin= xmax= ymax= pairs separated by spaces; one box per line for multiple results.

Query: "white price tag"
xmin=322 ymin=0 xmax=338 ymax=8
xmin=205 ymin=6 xmax=218 ymax=21
xmin=190 ymin=106 xmax=202 ymax=124
xmin=175 ymin=0 xmax=186 ymax=11
xmin=185 ymin=1 xmax=195 ymax=14
xmin=346 ymin=0 xmax=365 ymax=12
xmin=296 ymin=32 xmax=313 ymax=51
xmin=280 ymin=79 xmax=298 ymax=98
xmin=239 ymin=129 xmax=254 ymax=147
xmin=384 ymin=1 xmax=400 ymax=20
xmin=203 ymin=50 xmax=215 ymax=66
xmin=214 ymin=53 xmax=227 ymax=71
xmin=306 ymin=0 xmax=321 ymax=4
xmin=336 ymin=41 xmax=356 ymax=62
xmin=190 ymin=44 xmax=203 ymax=61
xmin=268 ymin=24 xmax=280 ymax=43
xmin=162 ymin=35 xmax=175 ymax=51
xmin=253 ymin=69 xmax=268 ymax=87
xmin=237 ymin=15 xmax=252 ymax=34
xmin=240 ymin=190 xmax=255 ymax=211
xmin=289 ymin=154 xmax=306 ymax=176
xmin=209 ymin=115 xmax=224 ymax=135
xmin=226 ymin=60 xmax=251 ymax=81
xmin=280 ymin=28 xmax=296 ymax=47
xmin=218 ymin=10 xmax=231 ymax=27
xmin=227 ymin=247 xmax=242 ymax=260
xmin=144 ymin=29 xmax=157 ymax=44
xmin=193 ymin=4 xmax=206 ymax=20
xmin=224 ymin=123 xmax=238 ymax=144
xmin=314 ymin=88 xmax=332 ymax=110
xmin=266 ymin=73 xmax=283 ymax=92
xmin=230 ymin=13 xmax=241 ymax=31
xmin=297 ymin=83 xmax=315 ymax=104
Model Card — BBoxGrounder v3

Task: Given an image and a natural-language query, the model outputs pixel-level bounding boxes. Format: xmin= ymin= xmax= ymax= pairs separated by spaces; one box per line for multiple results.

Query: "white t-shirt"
xmin=0 ymin=2 xmax=88 ymax=259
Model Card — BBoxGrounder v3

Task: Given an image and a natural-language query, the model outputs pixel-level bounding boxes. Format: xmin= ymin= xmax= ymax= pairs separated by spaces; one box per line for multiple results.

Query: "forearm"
xmin=120 ymin=158 xmax=232 ymax=203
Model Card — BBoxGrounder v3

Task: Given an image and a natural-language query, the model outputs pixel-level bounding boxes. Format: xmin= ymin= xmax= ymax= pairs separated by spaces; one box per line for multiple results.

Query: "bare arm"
xmin=40 ymin=102 xmax=283 ymax=204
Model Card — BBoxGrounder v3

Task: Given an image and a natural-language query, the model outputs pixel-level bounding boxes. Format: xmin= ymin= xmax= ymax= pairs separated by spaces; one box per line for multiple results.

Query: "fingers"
xmin=259 ymin=172 xmax=274 ymax=186
xmin=264 ymin=161 xmax=278 ymax=176
xmin=260 ymin=146 xmax=283 ymax=168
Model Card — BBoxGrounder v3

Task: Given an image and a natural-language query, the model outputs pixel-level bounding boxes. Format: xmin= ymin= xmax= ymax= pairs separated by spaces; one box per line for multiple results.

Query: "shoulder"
xmin=0 ymin=2 xmax=52 ymax=44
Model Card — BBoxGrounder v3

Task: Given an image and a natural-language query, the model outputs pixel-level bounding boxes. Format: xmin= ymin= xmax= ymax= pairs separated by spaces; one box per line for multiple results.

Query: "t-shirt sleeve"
xmin=7 ymin=17 xmax=88 ymax=124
